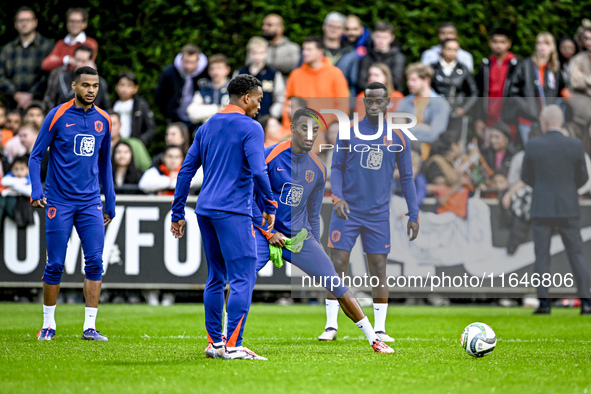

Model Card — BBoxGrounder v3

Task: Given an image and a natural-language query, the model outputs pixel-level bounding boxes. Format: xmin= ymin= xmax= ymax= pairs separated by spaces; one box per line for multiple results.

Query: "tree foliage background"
xmin=1 ymin=0 xmax=589 ymax=137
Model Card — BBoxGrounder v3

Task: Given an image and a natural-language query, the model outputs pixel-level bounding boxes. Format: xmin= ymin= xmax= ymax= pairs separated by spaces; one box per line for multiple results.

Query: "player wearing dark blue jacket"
xmin=320 ymin=82 xmax=420 ymax=343
xmin=251 ymin=108 xmax=394 ymax=353
xmin=29 ymin=67 xmax=115 ymax=342
xmin=171 ymin=75 xmax=277 ymax=361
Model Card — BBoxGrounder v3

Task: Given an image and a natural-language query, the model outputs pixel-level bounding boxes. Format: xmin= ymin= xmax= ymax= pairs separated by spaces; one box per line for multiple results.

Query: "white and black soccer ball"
xmin=460 ymin=322 xmax=496 ymax=357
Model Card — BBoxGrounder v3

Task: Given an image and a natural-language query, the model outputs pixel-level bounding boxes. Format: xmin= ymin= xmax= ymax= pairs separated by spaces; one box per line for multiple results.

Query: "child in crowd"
xmin=113 ymin=72 xmax=157 ymax=146
xmin=0 ymin=155 xmax=33 ymax=227
xmin=23 ymin=102 xmax=45 ymax=129
xmin=235 ymin=36 xmax=284 ymax=120
xmin=187 ymin=54 xmax=231 ymax=125
xmin=3 ymin=123 xmax=39 ymax=163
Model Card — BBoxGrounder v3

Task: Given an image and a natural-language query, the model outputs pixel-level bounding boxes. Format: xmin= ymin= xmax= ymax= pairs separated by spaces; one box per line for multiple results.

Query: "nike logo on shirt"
xmin=277 ymin=168 xmax=287 ymax=172
xmin=66 ymin=123 xmax=75 ymax=127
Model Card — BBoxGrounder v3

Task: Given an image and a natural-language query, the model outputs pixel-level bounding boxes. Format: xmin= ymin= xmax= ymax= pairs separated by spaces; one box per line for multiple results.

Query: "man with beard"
xmin=29 ymin=66 xmax=115 ymax=341
xmin=344 ymin=15 xmax=372 ymax=58
xmin=261 ymin=14 xmax=301 ymax=78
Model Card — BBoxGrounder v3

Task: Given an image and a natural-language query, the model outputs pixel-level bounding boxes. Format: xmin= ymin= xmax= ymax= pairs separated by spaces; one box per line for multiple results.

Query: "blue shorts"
xmin=254 ymin=229 xmax=349 ymax=298
xmin=327 ymin=212 xmax=391 ymax=254
xmin=43 ymin=200 xmax=105 ymax=285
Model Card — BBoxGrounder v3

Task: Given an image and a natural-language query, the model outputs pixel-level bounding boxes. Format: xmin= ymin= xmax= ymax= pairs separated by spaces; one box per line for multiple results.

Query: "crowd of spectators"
xmin=1 ymin=7 xmax=591 ymax=256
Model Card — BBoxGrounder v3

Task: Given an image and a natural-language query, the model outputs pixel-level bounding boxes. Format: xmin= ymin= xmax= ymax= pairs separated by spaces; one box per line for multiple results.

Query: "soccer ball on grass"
xmin=460 ymin=322 xmax=496 ymax=357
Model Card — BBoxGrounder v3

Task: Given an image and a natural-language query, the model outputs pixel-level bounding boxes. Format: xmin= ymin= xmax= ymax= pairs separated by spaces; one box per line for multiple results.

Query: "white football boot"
xmin=318 ymin=327 xmax=337 ymax=341
xmin=205 ymin=342 xmax=225 ymax=359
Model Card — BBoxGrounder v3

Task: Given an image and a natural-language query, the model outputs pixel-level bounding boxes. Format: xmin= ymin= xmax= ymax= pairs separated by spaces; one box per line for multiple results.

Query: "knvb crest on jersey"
xmin=305 ymin=170 xmax=315 ymax=183
xmin=361 ymin=149 xmax=383 ymax=170
xmin=95 ymin=120 xmax=103 ymax=133
xmin=280 ymin=182 xmax=304 ymax=207
xmin=74 ymin=134 xmax=95 ymax=156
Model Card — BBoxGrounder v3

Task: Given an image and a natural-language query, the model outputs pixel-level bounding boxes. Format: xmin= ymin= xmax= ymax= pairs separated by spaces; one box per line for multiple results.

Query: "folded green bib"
xmin=268 ymin=228 xmax=308 ymax=268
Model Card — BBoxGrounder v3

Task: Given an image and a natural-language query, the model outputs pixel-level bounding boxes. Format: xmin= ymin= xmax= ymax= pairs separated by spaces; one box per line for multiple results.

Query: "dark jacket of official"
xmin=521 ymin=129 xmax=588 ymax=219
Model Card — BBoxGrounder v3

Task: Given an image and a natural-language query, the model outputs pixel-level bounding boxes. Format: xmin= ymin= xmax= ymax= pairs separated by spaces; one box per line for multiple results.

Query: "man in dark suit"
xmin=522 ymin=105 xmax=591 ymax=315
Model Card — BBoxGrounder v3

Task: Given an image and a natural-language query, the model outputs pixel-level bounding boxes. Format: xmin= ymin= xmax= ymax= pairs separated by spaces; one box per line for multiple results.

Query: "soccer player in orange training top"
xmin=29 ymin=66 xmax=115 ymax=341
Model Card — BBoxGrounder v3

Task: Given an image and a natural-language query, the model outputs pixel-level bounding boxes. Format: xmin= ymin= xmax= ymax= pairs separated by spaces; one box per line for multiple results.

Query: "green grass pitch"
xmin=1 ymin=303 xmax=590 ymax=393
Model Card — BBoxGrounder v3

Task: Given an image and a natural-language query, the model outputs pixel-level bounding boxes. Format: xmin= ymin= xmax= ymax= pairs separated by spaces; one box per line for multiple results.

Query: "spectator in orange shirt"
xmin=42 ymin=8 xmax=98 ymax=72
xmin=282 ymin=36 xmax=349 ymax=131
xmin=139 ymin=145 xmax=202 ymax=195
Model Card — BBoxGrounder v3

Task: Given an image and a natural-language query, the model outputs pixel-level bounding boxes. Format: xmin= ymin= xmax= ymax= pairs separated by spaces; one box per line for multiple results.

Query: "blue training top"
xmin=331 ymin=116 xmax=419 ymax=221
xmin=253 ymin=140 xmax=326 ymax=243
xmin=172 ymin=104 xmax=277 ymax=221
xmin=29 ymin=99 xmax=116 ymax=218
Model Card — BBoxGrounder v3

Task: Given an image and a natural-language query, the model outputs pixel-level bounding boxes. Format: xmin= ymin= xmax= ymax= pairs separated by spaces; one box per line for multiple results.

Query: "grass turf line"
xmin=1 ymin=303 xmax=590 ymax=393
